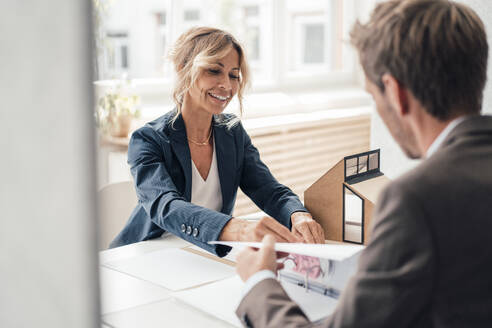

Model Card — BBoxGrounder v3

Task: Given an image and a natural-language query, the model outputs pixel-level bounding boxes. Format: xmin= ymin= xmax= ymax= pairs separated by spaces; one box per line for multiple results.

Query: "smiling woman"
xmin=110 ymin=27 xmax=325 ymax=256
xmin=168 ymin=27 xmax=249 ymax=127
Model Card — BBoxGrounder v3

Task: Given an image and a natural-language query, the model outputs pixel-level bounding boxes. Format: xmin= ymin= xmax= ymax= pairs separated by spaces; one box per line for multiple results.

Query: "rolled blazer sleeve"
xmin=236 ymin=181 xmax=436 ymax=327
xmin=128 ymin=127 xmax=233 ymax=256
xmin=238 ymin=123 xmax=307 ymax=228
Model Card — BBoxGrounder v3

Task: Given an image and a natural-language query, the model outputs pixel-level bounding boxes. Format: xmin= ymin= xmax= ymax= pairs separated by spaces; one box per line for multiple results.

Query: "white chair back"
xmin=98 ymin=181 xmax=138 ymax=250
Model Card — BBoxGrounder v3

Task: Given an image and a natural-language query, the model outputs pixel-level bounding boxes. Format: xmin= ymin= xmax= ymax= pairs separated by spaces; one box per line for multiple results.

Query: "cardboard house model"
xmin=304 ymin=149 xmax=390 ymax=245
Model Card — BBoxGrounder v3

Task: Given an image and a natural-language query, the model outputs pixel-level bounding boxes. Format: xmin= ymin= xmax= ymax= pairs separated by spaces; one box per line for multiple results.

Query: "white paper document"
xmin=174 ymin=275 xmax=245 ymax=327
xmin=209 ymin=241 xmax=364 ymax=261
xmin=282 ymin=279 xmax=338 ymax=321
xmin=174 ymin=275 xmax=338 ymax=327
xmin=99 ymin=267 xmax=171 ymax=315
xmin=105 ymin=248 xmax=235 ymax=291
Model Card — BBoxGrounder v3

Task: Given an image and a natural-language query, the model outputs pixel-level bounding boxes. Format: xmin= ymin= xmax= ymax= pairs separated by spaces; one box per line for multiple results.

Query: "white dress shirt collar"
xmin=425 ymin=116 xmax=468 ymax=158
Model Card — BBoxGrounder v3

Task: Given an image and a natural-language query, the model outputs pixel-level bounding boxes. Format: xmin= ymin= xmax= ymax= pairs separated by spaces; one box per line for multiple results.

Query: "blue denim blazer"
xmin=110 ymin=111 xmax=307 ymax=256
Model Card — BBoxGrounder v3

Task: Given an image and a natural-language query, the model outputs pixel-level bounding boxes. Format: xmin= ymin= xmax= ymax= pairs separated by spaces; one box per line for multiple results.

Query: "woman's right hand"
xmin=219 ymin=217 xmax=299 ymax=243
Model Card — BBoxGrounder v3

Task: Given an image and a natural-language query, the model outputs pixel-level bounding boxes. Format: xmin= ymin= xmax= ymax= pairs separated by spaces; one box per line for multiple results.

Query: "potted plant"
xmin=96 ymin=80 xmax=141 ymax=138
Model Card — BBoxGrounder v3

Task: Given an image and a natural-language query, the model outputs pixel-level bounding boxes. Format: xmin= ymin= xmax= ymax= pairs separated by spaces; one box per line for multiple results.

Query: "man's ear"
xmin=381 ymin=73 xmax=409 ymax=117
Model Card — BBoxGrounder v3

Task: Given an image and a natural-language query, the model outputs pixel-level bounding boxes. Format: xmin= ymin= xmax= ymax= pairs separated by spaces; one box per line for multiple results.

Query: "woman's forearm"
xmin=219 ymin=218 xmax=245 ymax=241
xmin=219 ymin=217 xmax=298 ymax=243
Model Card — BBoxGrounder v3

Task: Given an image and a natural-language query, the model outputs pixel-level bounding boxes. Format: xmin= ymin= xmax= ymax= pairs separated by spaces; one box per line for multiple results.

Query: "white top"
xmin=190 ymin=137 xmax=223 ymax=212
xmin=426 ymin=116 xmax=468 ymax=158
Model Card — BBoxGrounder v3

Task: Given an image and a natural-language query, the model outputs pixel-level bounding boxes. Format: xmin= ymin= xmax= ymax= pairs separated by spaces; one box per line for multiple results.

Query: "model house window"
xmin=358 ymin=155 xmax=368 ymax=173
xmin=368 ymin=152 xmax=379 ymax=170
xmin=344 ymin=149 xmax=381 ymax=182
xmin=345 ymin=157 xmax=358 ymax=177
xmin=343 ymin=185 xmax=364 ymax=244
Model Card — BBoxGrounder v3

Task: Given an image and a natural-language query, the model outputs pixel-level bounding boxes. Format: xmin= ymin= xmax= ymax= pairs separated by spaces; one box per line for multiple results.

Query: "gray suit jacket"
xmin=236 ymin=115 xmax=492 ymax=328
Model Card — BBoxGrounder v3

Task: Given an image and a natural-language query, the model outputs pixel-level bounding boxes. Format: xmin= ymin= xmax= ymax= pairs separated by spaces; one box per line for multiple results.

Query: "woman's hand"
xmin=220 ymin=217 xmax=299 ymax=243
xmin=290 ymin=212 xmax=325 ymax=244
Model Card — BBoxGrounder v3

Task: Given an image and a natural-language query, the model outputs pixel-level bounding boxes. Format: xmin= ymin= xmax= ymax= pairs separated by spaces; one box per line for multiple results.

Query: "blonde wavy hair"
xmin=168 ymin=27 xmax=251 ymax=127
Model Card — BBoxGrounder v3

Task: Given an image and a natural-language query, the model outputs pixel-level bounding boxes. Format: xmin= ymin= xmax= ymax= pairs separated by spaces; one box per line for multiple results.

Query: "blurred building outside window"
xmin=105 ymin=31 xmax=130 ymax=76
xmin=93 ymin=0 xmax=374 ymax=120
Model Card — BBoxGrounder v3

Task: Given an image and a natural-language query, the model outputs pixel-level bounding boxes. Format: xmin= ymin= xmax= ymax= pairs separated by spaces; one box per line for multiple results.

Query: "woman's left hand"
xmin=290 ymin=212 xmax=325 ymax=244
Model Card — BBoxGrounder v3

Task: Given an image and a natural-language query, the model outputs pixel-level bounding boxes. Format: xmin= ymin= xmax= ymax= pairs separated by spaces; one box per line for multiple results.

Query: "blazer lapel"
xmin=168 ymin=115 xmax=192 ymax=201
xmin=214 ymin=120 xmax=236 ymax=213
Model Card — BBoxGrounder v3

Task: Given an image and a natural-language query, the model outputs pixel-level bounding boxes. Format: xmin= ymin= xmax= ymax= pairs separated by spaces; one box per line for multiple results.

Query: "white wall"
xmin=370 ymin=0 xmax=492 ymax=179
xmin=0 ymin=1 xmax=99 ymax=327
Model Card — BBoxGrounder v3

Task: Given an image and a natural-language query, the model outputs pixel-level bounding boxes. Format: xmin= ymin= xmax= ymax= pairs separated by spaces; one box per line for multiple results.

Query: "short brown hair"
xmin=351 ymin=0 xmax=488 ymax=120
xmin=168 ymin=27 xmax=250 ymax=126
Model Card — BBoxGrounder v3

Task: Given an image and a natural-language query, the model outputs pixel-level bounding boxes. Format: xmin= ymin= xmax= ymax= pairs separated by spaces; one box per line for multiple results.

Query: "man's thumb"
xmin=262 ymin=234 xmax=275 ymax=251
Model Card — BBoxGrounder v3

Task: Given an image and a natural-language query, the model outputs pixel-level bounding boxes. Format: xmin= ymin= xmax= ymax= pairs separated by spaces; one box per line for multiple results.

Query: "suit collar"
xmin=213 ymin=123 xmax=236 ymax=212
xmin=168 ymin=115 xmax=192 ymax=200
xmin=166 ymin=111 xmax=186 ymax=140
xmin=440 ymin=115 xmax=492 ymax=151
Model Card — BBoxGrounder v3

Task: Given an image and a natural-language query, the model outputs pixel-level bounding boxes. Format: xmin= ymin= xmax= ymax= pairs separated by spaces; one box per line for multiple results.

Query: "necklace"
xmin=187 ymin=128 xmax=212 ymax=146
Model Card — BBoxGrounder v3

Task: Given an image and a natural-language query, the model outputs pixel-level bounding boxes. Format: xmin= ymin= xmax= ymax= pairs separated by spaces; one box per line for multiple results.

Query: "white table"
xmin=99 ymin=226 xmax=342 ymax=327
xmin=99 ymin=233 xmax=237 ymax=327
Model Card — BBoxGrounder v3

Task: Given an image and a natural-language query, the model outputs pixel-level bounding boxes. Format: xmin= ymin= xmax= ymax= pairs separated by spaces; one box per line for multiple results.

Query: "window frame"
xmin=105 ymin=31 xmax=130 ymax=77
xmin=344 ymin=149 xmax=381 ymax=183
xmin=342 ymin=183 xmax=365 ymax=245
xmin=96 ymin=0 xmax=361 ymax=93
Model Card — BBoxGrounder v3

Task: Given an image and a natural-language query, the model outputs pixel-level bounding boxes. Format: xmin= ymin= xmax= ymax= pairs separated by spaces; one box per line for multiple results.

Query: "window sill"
xmin=239 ymin=86 xmax=372 ymax=120
xmin=132 ymin=85 xmax=372 ymax=121
xmin=94 ymin=77 xmax=373 ymax=131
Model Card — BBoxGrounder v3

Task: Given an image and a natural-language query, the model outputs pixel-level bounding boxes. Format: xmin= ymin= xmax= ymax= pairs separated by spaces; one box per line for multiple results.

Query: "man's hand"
xmin=220 ymin=216 xmax=299 ymax=243
xmin=290 ymin=212 xmax=325 ymax=244
xmin=236 ymin=235 xmax=285 ymax=282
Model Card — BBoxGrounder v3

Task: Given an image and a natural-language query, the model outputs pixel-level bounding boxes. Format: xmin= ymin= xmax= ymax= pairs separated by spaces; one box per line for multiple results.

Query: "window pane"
xmin=345 ymin=158 xmax=357 ymax=177
xmin=192 ymin=1 xmax=266 ymax=79
xmin=244 ymin=5 xmax=259 ymax=17
xmin=121 ymin=45 xmax=128 ymax=69
xmin=157 ymin=12 xmax=166 ymax=25
xmin=184 ymin=9 xmax=200 ymax=21
xmin=303 ymin=24 xmax=324 ymax=64
xmin=246 ymin=26 xmax=260 ymax=61
xmin=286 ymin=0 xmax=331 ymax=72
xmin=369 ymin=153 xmax=379 ymax=171
xmin=105 ymin=32 xmax=129 ymax=76
xmin=94 ymin=0 xmax=352 ymax=83
xmin=358 ymin=155 xmax=368 ymax=173
xmin=344 ymin=187 xmax=363 ymax=244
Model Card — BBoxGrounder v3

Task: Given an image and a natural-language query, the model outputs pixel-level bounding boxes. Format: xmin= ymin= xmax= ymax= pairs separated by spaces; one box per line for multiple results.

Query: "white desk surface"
xmin=99 ymin=231 xmax=342 ymax=327
xmin=99 ymin=233 xmax=191 ymax=265
xmin=99 ymin=233 xmax=238 ymax=327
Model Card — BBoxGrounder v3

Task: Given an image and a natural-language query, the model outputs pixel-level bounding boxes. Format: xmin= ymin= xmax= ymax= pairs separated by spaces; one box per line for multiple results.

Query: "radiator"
xmin=233 ymin=109 xmax=372 ymax=217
